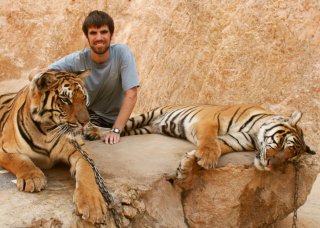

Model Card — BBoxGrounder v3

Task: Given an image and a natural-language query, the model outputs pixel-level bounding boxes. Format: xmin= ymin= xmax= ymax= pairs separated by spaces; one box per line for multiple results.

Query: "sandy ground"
xmin=0 ymin=80 xmax=319 ymax=227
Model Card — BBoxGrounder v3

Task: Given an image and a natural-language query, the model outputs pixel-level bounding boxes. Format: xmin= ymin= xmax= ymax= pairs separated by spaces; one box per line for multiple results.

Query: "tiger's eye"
xmin=60 ymin=97 xmax=71 ymax=104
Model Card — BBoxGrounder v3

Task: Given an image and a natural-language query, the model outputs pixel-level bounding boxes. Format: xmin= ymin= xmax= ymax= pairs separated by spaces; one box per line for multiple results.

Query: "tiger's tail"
xmin=122 ymin=106 xmax=171 ymax=136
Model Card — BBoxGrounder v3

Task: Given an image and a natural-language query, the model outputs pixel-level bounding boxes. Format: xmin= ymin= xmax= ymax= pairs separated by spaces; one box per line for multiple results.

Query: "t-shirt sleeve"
xmin=48 ymin=51 xmax=87 ymax=72
xmin=119 ymin=45 xmax=140 ymax=91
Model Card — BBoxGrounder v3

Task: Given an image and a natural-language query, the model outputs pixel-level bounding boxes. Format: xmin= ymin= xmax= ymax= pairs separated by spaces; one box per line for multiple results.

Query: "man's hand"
xmin=104 ymin=131 xmax=120 ymax=145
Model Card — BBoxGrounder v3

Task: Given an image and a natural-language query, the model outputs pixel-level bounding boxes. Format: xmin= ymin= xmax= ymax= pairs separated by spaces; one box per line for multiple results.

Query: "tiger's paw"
xmin=16 ymin=169 xmax=47 ymax=193
xmin=176 ymin=150 xmax=197 ymax=180
xmin=73 ymin=185 xmax=107 ymax=224
xmin=195 ymin=147 xmax=221 ymax=169
xmin=83 ymin=123 xmax=102 ymax=141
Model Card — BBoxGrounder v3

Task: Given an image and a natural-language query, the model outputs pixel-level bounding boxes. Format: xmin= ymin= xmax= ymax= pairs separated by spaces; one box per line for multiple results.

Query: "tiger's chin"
xmin=254 ymin=157 xmax=271 ymax=171
xmin=73 ymin=126 xmax=85 ymax=136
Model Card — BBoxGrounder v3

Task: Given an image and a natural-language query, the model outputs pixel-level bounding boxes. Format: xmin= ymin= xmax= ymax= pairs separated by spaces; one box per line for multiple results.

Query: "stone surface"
xmin=182 ymin=159 xmax=319 ymax=228
xmin=0 ymin=135 xmax=319 ymax=227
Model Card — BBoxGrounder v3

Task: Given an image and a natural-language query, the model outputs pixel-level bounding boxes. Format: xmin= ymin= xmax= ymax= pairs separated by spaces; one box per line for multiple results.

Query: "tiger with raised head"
xmin=85 ymin=104 xmax=315 ymax=179
xmin=0 ymin=70 xmax=106 ymax=224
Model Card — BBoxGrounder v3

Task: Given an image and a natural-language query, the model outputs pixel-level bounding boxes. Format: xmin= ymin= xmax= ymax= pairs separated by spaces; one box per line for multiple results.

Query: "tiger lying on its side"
xmin=85 ymin=105 xmax=315 ymax=179
xmin=0 ymin=70 xmax=106 ymax=224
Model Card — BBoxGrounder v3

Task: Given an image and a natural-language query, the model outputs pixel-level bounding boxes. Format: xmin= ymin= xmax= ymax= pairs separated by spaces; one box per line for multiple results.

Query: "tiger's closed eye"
xmin=60 ymin=96 xmax=71 ymax=105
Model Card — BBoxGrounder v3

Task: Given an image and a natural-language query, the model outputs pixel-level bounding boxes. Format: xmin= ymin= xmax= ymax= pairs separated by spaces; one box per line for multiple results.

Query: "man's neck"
xmin=91 ymin=50 xmax=110 ymax=64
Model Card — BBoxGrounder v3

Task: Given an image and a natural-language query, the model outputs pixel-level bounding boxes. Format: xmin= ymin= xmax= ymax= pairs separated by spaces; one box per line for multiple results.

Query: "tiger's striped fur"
xmin=0 ymin=70 xmax=107 ymax=224
xmin=119 ymin=104 xmax=315 ymax=178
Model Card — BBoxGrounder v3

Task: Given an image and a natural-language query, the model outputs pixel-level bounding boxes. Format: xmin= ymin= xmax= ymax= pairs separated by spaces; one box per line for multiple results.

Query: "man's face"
xmin=87 ymin=25 xmax=112 ymax=55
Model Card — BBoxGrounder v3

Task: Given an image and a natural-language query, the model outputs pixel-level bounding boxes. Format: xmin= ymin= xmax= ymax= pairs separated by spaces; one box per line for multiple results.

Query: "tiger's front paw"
xmin=16 ymin=168 xmax=47 ymax=192
xmin=73 ymin=185 xmax=107 ymax=224
xmin=83 ymin=123 xmax=102 ymax=141
xmin=195 ymin=147 xmax=221 ymax=169
xmin=176 ymin=150 xmax=197 ymax=180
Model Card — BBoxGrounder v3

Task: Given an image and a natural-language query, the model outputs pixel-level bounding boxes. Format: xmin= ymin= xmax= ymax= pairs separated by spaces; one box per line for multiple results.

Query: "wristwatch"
xmin=111 ymin=128 xmax=121 ymax=134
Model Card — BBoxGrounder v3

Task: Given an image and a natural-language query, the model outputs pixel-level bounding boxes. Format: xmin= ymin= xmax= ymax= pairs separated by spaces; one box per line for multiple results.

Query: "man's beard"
xmin=90 ymin=43 xmax=110 ymax=55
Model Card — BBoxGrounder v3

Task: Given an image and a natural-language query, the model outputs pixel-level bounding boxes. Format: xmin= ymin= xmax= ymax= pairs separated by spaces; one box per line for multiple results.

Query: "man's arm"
xmin=104 ymin=87 xmax=138 ymax=144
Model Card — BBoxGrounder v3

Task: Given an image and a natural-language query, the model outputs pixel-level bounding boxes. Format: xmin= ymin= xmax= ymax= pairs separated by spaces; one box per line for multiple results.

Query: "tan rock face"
xmin=183 ymin=158 xmax=319 ymax=227
xmin=0 ymin=0 xmax=319 ymax=227
xmin=0 ymin=0 xmax=106 ymax=80
xmin=0 ymin=0 xmax=318 ymax=153
xmin=110 ymin=0 xmax=320 ymax=154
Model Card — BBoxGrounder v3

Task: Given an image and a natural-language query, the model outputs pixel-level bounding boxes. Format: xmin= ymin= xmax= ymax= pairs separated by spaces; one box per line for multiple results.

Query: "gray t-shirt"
xmin=49 ymin=44 xmax=139 ymax=123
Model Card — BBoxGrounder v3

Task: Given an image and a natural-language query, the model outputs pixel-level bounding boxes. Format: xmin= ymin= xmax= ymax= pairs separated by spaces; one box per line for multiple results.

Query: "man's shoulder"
xmin=111 ymin=44 xmax=131 ymax=53
xmin=49 ymin=48 xmax=91 ymax=71
xmin=55 ymin=48 xmax=90 ymax=63
xmin=69 ymin=48 xmax=90 ymax=58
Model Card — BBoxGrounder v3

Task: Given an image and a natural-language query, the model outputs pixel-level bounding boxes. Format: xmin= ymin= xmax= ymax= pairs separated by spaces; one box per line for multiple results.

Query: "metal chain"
xmin=292 ymin=160 xmax=300 ymax=228
xmin=71 ymin=140 xmax=123 ymax=228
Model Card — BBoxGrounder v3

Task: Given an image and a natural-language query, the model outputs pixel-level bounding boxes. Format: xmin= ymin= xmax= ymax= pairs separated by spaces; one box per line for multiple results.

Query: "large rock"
xmin=0 ymin=135 xmax=318 ymax=227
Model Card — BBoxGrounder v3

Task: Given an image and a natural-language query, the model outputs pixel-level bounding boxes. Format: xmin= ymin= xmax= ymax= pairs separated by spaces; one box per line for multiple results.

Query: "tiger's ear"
xmin=28 ymin=68 xmax=48 ymax=81
xmin=33 ymin=70 xmax=58 ymax=90
xmin=306 ymin=145 xmax=316 ymax=155
xmin=75 ymin=70 xmax=91 ymax=80
xmin=289 ymin=111 xmax=302 ymax=126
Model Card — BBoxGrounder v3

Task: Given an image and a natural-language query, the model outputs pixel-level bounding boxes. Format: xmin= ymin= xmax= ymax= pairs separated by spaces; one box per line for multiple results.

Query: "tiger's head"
xmin=29 ymin=69 xmax=90 ymax=138
xmin=254 ymin=111 xmax=316 ymax=171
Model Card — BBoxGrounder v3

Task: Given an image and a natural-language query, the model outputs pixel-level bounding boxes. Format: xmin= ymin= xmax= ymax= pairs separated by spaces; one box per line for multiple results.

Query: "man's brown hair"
xmin=82 ymin=10 xmax=114 ymax=37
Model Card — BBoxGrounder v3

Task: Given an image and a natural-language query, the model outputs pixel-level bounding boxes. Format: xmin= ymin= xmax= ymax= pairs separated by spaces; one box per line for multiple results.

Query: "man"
xmin=49 ymin=10 xmax=139 ymax=145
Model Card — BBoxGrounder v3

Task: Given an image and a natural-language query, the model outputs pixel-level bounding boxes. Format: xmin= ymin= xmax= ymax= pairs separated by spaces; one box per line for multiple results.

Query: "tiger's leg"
xmin=83 ymin=110 xmax=113 ymax=141
xmin=83 ymin=122 xmax=108 ymax=141
xmin=66 ymin=143 xmax=107 ymax=224
xmin=193 ymin=119 xmax=222 ymax=169
xmin=176 ymin=150 xmax=199 ymax=181
xmin=177 ymin=132 xmax=255 ymax=180
xmin=0 ymin=151 xmax=47 ymax=192
xmin=175 ymin=120 xmax=221 ymax=182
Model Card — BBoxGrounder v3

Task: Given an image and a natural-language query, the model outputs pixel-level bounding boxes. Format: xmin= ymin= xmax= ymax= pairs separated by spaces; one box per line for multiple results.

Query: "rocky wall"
xmin=0 ymin=0 xmax=319 ymax=152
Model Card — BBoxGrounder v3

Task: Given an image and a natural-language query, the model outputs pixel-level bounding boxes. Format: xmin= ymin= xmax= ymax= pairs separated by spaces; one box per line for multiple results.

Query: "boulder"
xmin=0 ymin=135 xmax=318 ymax=227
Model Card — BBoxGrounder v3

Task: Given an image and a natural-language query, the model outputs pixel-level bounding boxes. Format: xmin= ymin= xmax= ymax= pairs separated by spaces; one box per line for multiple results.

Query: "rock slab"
xmin=0 ymin=134 xmax=318 ymax=227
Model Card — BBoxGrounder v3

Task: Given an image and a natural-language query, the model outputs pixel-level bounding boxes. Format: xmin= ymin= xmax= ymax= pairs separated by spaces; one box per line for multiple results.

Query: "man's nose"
xmin=96 ymin=32 xmax=104 ymax=39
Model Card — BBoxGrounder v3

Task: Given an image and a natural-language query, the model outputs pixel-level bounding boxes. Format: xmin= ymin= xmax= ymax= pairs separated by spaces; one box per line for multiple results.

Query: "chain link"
xmin=292 ymin=160 xmax=300 ymax=228
xmin=71 ymin=140 xmax=123 ymax=228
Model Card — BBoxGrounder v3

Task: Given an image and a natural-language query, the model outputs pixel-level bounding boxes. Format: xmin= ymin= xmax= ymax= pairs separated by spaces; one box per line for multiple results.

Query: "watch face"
xmin=112 ymin=128 xmax=120 ymax=134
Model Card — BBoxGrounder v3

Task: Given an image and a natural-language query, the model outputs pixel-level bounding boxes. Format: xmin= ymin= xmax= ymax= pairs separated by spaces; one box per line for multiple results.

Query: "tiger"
xmin=0 ymin=70 xmax=107 ymax=224
xmin=85 ymin=104 xmax=316 ymax=180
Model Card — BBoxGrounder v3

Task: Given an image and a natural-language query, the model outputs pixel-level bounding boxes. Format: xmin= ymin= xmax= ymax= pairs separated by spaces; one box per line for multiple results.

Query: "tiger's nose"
xmin=78 ymin=118 xmax=89 ymax=126
xmin=76 ymin=113 xmax=90 ymax=126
